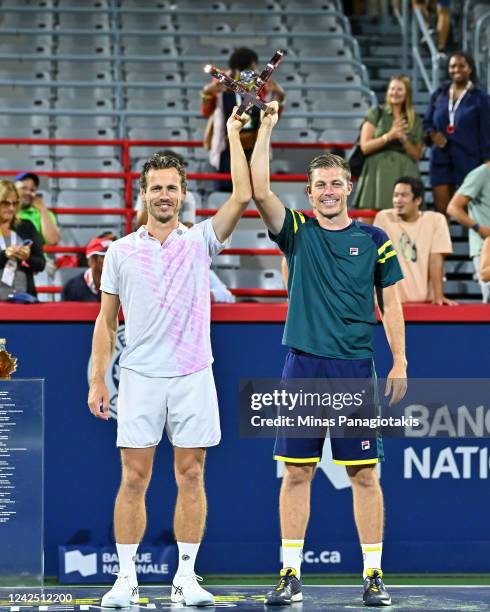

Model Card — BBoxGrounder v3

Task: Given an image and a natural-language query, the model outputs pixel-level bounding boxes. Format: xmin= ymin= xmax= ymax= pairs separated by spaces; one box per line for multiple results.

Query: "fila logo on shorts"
xmin=361 ymin=440 xmax=371 ymax=451
xmin=350 ymin=247 xmax=359 ymax=256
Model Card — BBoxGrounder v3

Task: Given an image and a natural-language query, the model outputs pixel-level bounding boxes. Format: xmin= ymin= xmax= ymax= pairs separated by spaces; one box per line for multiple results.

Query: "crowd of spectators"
xmin=352 ymin=50 xmax=489 ymax=304
xmin=1 ymin=34 xmax=489 ymax=306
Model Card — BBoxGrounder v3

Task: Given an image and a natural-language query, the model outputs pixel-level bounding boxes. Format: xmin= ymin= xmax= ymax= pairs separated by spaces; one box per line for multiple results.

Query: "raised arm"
xmin=211 ymin=107 xmax=253 ymax=243
xmin=380 ymin=284 xmax=407 ymax=405
xmin=87 ymin=292 xmax=120 ymax=420
xmin=34 ymin=195 xmax=61 ymax=245
xmin=250 ymin=101 xmax=285 ymax=236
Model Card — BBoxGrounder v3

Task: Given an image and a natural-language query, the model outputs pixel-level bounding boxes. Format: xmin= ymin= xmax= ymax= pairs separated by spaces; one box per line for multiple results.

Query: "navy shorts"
xmin=273 ymin=349 xmax=384 ymax=466
xmin=430 ymin=145 xmax=480 ymax=187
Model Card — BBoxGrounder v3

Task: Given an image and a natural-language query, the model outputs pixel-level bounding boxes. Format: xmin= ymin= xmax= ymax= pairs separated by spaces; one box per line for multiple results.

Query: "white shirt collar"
xmin=137 ymin=222 xmax=189 ymax=242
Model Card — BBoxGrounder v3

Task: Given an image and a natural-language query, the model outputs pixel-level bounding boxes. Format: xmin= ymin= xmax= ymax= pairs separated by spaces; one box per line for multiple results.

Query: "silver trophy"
xmin=204 ymin=50 xmax=285 ymax=118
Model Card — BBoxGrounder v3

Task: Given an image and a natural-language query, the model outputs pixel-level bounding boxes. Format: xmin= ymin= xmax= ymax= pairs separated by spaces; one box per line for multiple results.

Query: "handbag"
xmin=347 ymin=106 xmax=383 ymax=177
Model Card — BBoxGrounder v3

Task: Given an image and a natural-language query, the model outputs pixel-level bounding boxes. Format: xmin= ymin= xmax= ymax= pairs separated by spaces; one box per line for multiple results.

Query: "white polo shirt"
xmin=100 ymin=219 xmax=230 ymax=377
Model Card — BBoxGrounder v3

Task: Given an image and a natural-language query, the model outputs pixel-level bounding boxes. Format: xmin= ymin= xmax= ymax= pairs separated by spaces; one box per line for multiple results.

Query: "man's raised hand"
xmin=260 ymin=101 xmax=279 ymax=128
xmin=226 ymin=106 xmax=250 ymax=134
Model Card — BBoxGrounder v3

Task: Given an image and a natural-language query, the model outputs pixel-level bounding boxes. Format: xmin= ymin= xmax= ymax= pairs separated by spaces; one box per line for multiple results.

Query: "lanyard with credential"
xmin=447 ymin=82 xmax=471 ymax=134
xmin=0 ymin=231 xmax=19 ymax=287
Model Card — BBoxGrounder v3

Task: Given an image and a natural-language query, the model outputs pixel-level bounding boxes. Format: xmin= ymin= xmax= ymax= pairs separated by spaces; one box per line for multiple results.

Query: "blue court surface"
xmin=2 ymin=586 xmax=490 ymax=611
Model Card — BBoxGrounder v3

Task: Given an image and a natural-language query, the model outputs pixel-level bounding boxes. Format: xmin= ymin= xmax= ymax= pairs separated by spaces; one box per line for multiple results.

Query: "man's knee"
xmin=121 ymin=461 xmax=152 ymax=496
xmin=283 ymin=463 xmax=316 ymax=488
xmin=175 ymin=451 xmax=206 ymax=490
xmin=347 ymin=465 xmax=379 ymax=490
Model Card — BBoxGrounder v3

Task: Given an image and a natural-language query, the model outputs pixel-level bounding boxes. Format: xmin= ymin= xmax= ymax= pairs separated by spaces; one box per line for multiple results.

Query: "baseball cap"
xmin=86 ymin=237 xmax=113 ymax=258
xmin=14 ymin=172 xmax=40 ymax=186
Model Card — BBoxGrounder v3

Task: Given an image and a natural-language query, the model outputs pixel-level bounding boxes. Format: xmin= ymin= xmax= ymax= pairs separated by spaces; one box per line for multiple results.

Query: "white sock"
xmin=116 ymin=543 xmax=138 ymax=579
xmin=281 ymin=539 xmax=304 ymax=578
xmin=177 ymin=542 xmax=200 ymax=576
xmin=361 ymin=542 xmax=383 ymax=578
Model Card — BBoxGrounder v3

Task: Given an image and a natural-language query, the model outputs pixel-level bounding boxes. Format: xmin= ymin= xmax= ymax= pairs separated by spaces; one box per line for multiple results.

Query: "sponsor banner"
xmin=58 ymin=545 xmax=177 ymax=584
xmin=3 ymin=321 xmax=490 ymax=575
xmin=196 ymin=542 xmax=356 ymax=574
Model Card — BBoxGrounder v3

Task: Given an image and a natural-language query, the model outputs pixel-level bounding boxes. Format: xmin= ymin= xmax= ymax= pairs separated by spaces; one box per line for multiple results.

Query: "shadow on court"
xmin=1 ymin=586 xmax=490 ymax=611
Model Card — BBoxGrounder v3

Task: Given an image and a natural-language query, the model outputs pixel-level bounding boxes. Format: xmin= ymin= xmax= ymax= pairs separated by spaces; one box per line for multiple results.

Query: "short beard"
xmin=148 ymin=201 xmax=178 ymax=224
xmin=150 ymin=209 xmax=175 ymax=224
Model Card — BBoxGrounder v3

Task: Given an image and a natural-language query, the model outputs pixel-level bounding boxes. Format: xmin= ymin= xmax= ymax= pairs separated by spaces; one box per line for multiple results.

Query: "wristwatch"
xmin=472 ymin=223 xmax=480 ymax=233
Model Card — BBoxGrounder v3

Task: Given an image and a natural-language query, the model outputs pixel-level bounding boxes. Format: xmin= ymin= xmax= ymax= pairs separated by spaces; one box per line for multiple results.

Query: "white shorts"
xmin=116 ymin=366 xmax=221 ymax=449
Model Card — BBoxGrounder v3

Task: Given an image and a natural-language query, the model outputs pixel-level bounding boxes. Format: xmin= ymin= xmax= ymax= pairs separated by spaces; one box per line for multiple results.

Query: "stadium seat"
xmin=54 ymin=144 xmax=119 ymax=158
xmin=0 ymin=12 xmax=54 ymax=28
xmin=279 ymin=193 xmax=308 ymax=210
xmin=0 ymin=127 xmax=49 ymax=139
xmin=57 ymin=178 xmax=124 ymax=191
xmin=120 ymin=37 xmax=177 ymax=56
xmin=212 ymin=254 xmax=241 ymax=269
xmin=56 ymin=158 xmax=122 ymax=172
xmin=56 ymin=190 xmax=124 ymax=209
xmin=230 ymin=229 xmax=277 ymax=249
xmin=0 ymin=37 xmax=53 ymax=56
xmin=122 ymin=59 xmax=180 ymax=74
xmin=57 ymin=13 xmax=111 ymax=30
xmin=55 ymin=115 xmax=116 ymax=129
xmin=56 ymin=62 xmax=114 ymax=81
xmin=215 ymin=268 xmax=283 ymax=290
xmin=274 ymin=128 xmax=317 ymax=143
xmin=121 ymin=0 xmax=169 ymax=6
xmin=120 ymin=13 xmax=174 ymax=30
xmin=57 ymin=36 xmax=111 ymax=55
xmin=207 ymin=192 xmax=231 ymax=209
xmin=319 ymin=128 xmax=359 ymax=144
xmin=128 ymin=127 xmax=190 ymax=141
xmin=54 ymin=127 xmax=116 ymax=140
xmin=58 ymin=213 xmax=125 ymax=228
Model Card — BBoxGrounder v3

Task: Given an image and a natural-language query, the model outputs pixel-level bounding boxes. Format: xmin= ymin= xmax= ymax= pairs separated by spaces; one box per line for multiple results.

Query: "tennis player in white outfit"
xmin=88 ymin=107 xmax=256 ymax=607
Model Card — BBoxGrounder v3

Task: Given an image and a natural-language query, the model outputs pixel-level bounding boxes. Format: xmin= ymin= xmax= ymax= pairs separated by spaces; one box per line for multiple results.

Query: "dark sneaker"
xmin=265 ymin=568 xmax=302 ymax=605
xmin=363 ymin=568 xmax=391 ymax=606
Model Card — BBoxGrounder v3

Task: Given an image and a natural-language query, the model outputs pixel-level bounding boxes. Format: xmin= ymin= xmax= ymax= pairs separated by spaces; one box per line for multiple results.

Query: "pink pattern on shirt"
xmin=103 ymin=222 xmax=226 ymax=377
xmin=139 ymin=234 xmax=210 ymax=373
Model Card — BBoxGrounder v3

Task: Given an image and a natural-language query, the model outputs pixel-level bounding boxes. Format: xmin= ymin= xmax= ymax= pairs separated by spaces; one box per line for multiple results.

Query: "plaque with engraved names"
xmin=0 ymin=380 xmax=43 ymax=586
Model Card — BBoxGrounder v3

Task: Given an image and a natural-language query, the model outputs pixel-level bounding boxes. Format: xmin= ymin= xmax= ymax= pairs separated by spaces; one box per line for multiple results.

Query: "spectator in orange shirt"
xmin=200 ymin=47 xmax=285 ymax=191
xmin=374 ymin=176 xmax=457 ymax=304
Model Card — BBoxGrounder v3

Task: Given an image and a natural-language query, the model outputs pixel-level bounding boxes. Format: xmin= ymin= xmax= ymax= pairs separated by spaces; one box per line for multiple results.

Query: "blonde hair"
xmin=308 ymin=153 xmax=351 ymax=183
xmin=0 ymin=180 xmax=19 ymax=204
xmin=0 ymin=180 xmax=20 ymax=228
xmin=385 ymin=74 xmax=415 ymax=130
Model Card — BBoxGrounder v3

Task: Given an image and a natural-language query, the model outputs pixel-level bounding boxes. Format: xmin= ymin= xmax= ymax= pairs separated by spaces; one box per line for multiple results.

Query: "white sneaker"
xmin=171 ymin=573 xmax=214 ymax=606
xmin=101 ymin=574 xmax=139 ymax=608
